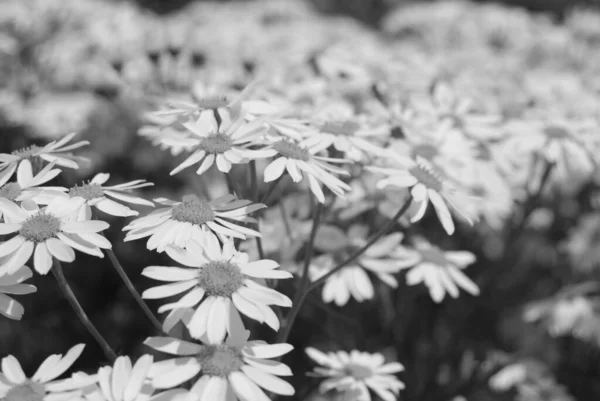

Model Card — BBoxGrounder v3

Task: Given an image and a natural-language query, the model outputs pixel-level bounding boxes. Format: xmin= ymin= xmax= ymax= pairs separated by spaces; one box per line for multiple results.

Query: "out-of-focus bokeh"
xmin=2 ymin=0 xmax=600 ymax=400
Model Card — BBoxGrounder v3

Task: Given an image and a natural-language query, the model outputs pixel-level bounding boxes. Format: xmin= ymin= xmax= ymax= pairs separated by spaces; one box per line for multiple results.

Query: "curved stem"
xmin=249 ymin=160 xmax=259 ymax=202
xmin=276 ymin=195 xmax=412 ymax=344
xmin=308 ymin=195 xmax=412 ymax=290
xmin=260 ymin=177 xmax=282 ymax=205
xmin=224 ymin=172 xmax=244 ymax=199
xmin=52 ymin=259 xmax=117 ymax=362
xmin=105 ymin=248 xmax=164 ymax=333
xmin=276 ymin=202 xmax=323 ymax=344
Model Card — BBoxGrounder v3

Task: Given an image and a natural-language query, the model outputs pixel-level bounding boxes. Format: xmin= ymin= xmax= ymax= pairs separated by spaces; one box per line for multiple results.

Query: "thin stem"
xmin=260 ymin=177 xmax=282 ymax=205
xmin=250 ymin=160 xmax=259 ymax=202
xmin=275 ymin=195 xmax=412 ymax=345
xmin=278 ymin=202 xmax=293 ymax=239
xmin=309 ymin=195 xmax=412 ymax=290
xmin=52 ymin=259 xmax=117 ymax=362
xmin=275 ymin=202 xmax=323 ymax=344
xmin=225 ymin=172 xmax=244 ymax=199
xmin=105 ymin=248 xmax=164 ymax=333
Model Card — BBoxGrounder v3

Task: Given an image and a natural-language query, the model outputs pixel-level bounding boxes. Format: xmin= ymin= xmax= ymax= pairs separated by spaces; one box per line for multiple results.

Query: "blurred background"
xmin=2 ymin=0 xmax=600 ymax=400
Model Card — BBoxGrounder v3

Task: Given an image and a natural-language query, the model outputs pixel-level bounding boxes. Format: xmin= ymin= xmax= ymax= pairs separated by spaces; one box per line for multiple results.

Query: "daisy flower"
xmin=0 ymin=162 xmax=66 ymax=217
xmin=369 ymin=155 xmax=476 ymax=235
xmin=169 ymin=111 xmax=267 ymax=176
xmin=395 ymin=239 xmax=479 ymax=303
xmin=309 ymin=119 xmax=389 ymax=161
xmin=156 ymin=81 xmax=259 ymax=127
xmin=0 ymin=198 xmax=111 ymax=275
xmin=123 ymin=194 xmax=264 ymax=252
xmin=0 ymin=132 xmax=89 ymax=187
xmin=306 ymin=347 xmax=405 ymax=401
xmin=142 ymin=236 xmax=292 ymax=343
xmin=255 ymin=136 xmax=351 ymax=203
xmin=145 ymin=331 xmax=295 ymax=400
xmin=64 ymin=173 xmax=154 ymax=220
xmin=0 ymin=344 xmax=95 ymax=401
xmin=0 ymin=265 xmax=36 ymax=320
xmin=309 ymin=225 xmax=417 ymax=306
xmin=80 ymin=355 xmax=187 ymax=401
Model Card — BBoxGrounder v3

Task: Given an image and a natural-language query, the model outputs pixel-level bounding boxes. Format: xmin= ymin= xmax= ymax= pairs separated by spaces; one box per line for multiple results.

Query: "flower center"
xmin=273 ymin=140 xmax=310 ymax=161
xmin=345 ymin=363 xmax=374 ymax=380
xmin=197 ymin=260 xmax=244 ymax=297
xmin=0 ymin=182 xmax=22 ymax=201
xmin=197 ymin=345 xmax=244 ymax=377
xmin=412 ymin=144 xmax=439 ymax=161
xmin=199 ymin=134 xmax=233 ymax=154
xmin=171 ymin=195 xmax=215 ymax=225
xmin=5 ymin=381 xmax=45 ymax=401
xmin=409 ymin=163 xmax=444 ymax=192
xmin=417 ymin=246 xmax=448 ymax=266
xmin=69 ymin=183 xmax=104 ymax=200
xmin=195 ymin=95 xmax=230 ymax=110
xmin=544 ymin=125 xmax=570 ymax=140
xmin=19 ymin=212 xmax=62 ymax=243
xmin=319 ymin=121 xmax=360 ymax=136
xmin=11 ymin=145 xmax=42 ymax=160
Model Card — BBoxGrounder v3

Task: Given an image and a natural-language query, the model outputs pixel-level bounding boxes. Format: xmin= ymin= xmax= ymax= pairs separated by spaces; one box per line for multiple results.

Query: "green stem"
xmin=276 ymin=195 xmax=412 ymax=344
xmin=105 ymin=248 xmax=164 ymax=333
xmin=52 ymin=259 xmax=117 ymax=362
xmin=275 ymin=203 xmax=323 ymax=344
xmin=225 ymin=172 xmax=244 ymax=199
xmin=260 ymin=177 xmax=282 ymax=205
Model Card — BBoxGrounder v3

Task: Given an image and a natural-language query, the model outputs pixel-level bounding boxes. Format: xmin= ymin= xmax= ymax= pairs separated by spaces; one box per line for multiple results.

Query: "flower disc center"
xmin=273 ymin=140 xmax=310 ymax=161
xmin=544 ymin=125 xmax=570 ymax=139
xmin=69 ymin=183 xmax=104 ymax=200
xmin=195 ymin=95 xmax=230 ymax=110
xmin=171 ymin=195 xmax=215 ymax=225
xmin=409 ymin=164 xmax=443 ymax=192
xmin=198 ymin=260 xmax=244 ymax=297
xmin=197 ymin=345 xmax=243 ymax=377
xmin=418 ymin=246 xmax=448 ymax=266
xmin=5 ymin=381 xmax=45 ymax=401
xmin=345 ymin=363 xmax=374 ymax=380
xmin=19 ymin=212 xmax=61 ymax=243
xmin=320 ymin=121 xmax=360 ymax=136
xmin=12 ymin=145 xmax=42 ymax=160
xmin=0 ymin=182 xmax=22 ymax=201
xmin=199 ymin=134 xmax=233 ymax=154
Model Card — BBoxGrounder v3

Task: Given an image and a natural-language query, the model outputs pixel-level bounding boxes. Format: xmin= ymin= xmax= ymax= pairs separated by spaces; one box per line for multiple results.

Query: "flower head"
xmin=66 ymin=173 xmax=154 ymax=219
xmin=369 ymin=155 xmax=476 ymax=235
xmin=309 ymin=226 xmax=415 ymax=306
xmin=0 ymin=198 xmax=111 ymax=275
xmin=145 ymin=332 xmax=295 ymax=400
xmin=0 ymin=133 xmax=89 ymax=187
xmin=256 ymin=136 xmax=351 ymax=203
xmin=142 ymin=237 xmax=292 ymax=343
xmin=306 ymin=347 xmax=405 ymax=401
xmin=0 ymin=265 xmax=36 ymax=320
xmin=0 ymin=344 xmax=94 ymax=401
xmin=395 ymin=239 xmax=479 ymax=302
xmin=123 ymin=194 xmax=264 ymax=252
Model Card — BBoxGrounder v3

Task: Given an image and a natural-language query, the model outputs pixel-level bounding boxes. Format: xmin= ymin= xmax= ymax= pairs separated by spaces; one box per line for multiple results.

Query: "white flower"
xmin=254 ymin=136 xmax=351 ymax=203
xmin=395 ymin=239 xmax=479 ymax=303
xmin=0 ymin=344 xmax=95 ymax=401
xmin=0 ymin=198 xmax=111 ymax=275
xmin=123 ymin=194 xmax=264 ymax=252
xmin=142 ymin=237 xmax=292 ymax=343
xmin=306 ymin=347 xmax=405 ymax=401
xmin=0 ymin=133 xmax=89 ymax=187
xmin=0 ymin=265 xmax=36 ymax=320
xmin=80 ymin=355 xmax=187 ymax=401
xmin=309 ymin=119 xmax=389 ymax=161
xmin=369 ymin=155 xmax=476 ymax=235
xmin=65 ymin=173 xmax=154 ymax=219
xmin=169 ymin=111 xmax=267 ymax=176
xmin=0 ymin=162 xmax=66 ymax=219
xmin=309 ymin=226 xmax=416 ymax=306
xmin=145 ymin=331 xmax=295 ymax=400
